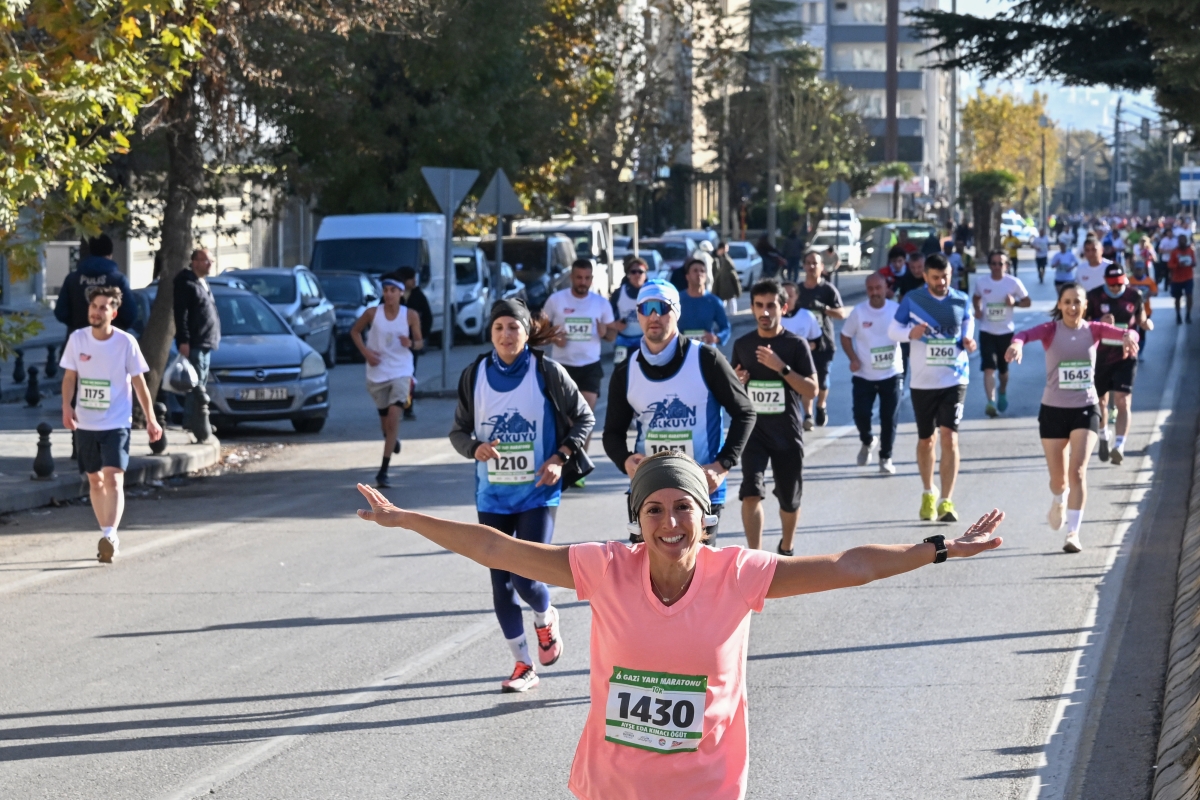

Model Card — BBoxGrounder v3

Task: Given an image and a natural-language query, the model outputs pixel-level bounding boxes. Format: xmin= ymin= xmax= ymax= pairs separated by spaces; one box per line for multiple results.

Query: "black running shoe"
xmin=393 ymin=439 xmax=401 ymax=455
xmin=376 ymin=471 xmax=391 ymax=489
xmin=1098 ymin=437 xmax=1110 ymax=462
xmin=815 ymin=406 xmax=827 ymax=426
xmin=776 ymin=542 xmax=794 ymax=557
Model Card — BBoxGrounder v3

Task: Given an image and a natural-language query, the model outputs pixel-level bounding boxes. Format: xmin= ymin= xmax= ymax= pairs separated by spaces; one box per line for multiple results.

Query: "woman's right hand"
xmin=948 ymin=509 xmax=1005 ymax=558
xmin=363 ymin=349 xmax=383 ymax=367
xmin=1005 ymin=342 xmax=1022 ymax=363
xmin=357 ymin=484 xmax=408 ymax=528
xmin=474 ymin=439 xmax=501 ymax=462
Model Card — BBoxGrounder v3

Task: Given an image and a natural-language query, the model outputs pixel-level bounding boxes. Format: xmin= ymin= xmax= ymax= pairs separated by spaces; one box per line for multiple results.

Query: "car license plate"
xmin=237 ymin=388 xmax=289 ymax=401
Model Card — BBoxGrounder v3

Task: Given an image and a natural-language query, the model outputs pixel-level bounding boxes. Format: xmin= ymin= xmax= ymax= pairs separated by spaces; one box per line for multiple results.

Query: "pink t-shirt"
xmin=567 ymin=541 xmax=778 ymax=800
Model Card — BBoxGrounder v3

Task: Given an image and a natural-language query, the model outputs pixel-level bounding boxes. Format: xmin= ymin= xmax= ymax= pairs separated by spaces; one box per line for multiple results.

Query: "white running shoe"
xmin=879 ymin=458 xmax=895 ymax=475
xmin=500 ymin=662 xmax=539 ymax=693
xmin=1063 ymin=532 xmax=1082 ymax=553
xmin=857 ymin=443 xmax=873 ymax=467
xmin=1048 ymin=500 xmax=1065 ymax=531
xmin=97 ymin=536 xmax=119 ymax=564
xmin=1109 ymin=446 xmax=1124 ymax=466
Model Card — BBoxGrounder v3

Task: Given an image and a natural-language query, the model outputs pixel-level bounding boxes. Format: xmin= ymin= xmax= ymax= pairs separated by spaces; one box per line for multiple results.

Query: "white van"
xmin=310 ymin=213 xmax=446 ymax=335
xmin=817 ymin=207 xmax=861 ymax=241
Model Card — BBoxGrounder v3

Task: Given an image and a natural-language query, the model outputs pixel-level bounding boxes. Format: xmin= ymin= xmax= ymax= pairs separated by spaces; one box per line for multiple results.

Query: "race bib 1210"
xmin=605 ymin=666 xmax=707 ymax=754
xmin=487 ymin=441 xmax=535 ymax=484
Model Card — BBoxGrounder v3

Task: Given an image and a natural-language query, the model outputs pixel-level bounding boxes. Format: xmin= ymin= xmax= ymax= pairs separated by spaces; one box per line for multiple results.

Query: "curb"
xmin=1153 ymin=425 xmax=1200 ymax=799
xmin=0 ymin=437 xmax=222 ymax=516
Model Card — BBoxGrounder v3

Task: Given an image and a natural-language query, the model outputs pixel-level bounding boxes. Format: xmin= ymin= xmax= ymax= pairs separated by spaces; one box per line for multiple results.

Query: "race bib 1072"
xmin=747 ymin=380 xmax=785 ymax=415
xmin=605 ymin=666 xmax=707 ymax=754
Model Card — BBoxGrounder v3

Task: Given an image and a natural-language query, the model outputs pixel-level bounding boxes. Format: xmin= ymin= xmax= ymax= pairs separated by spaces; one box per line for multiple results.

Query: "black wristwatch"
xmin=717 ymin=455 xmax=736 ymax=472
xmin=924 ymin=535 xmax=948 ymax=564
xmin=780 ymin=364 xmax=792 ymax=376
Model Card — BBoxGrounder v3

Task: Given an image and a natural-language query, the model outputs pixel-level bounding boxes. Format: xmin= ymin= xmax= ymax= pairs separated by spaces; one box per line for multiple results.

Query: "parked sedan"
xmin=234 ymin=266 xmax=338 ymax=368
xmin=206 ymin=286 xmax=330 ymax=434
xmin=725 ymin=241 xmax=763 ymax=288
xmin=315 ymin=270 xmax=380 ymax=361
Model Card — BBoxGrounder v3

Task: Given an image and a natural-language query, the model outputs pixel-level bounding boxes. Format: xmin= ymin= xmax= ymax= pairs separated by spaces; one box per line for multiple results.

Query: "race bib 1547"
xmin=565 ymin=317 xmax=593 ymax=342
xmin=605 ymin=666 xmax=707 ymax=754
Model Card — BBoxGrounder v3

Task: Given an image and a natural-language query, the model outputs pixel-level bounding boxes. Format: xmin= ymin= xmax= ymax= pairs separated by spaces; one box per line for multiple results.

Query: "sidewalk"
xmin=1 ymin=304 xmax=67 ymax=403
xmin=0 ymin=402 xmax=220 ymax=516
xmin=412 ymin=271 xmax=870 ymax=397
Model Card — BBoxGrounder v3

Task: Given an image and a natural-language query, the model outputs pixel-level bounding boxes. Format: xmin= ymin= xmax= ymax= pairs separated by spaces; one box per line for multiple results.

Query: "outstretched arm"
xmin=766 ymin=509 xmax=1003 ymax=598
xmin=356 ymin=484 xmax=575 ymax=588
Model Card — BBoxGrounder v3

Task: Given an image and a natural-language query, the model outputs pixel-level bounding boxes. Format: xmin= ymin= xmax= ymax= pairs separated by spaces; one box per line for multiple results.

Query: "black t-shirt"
xmin=894 ymin=270 xmax=925 ymax=299
xmin=731 ymin=329 xmax=815 ymax=450
xmin=1085 ymin=286 xmax=1142 ymax=365
xmin=796 ymin=280 xmax=843 ymax=353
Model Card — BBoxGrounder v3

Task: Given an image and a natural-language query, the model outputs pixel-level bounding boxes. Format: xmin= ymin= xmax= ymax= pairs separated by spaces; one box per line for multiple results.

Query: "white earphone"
xmin=626 ymin=514 xmax=719 ymax=537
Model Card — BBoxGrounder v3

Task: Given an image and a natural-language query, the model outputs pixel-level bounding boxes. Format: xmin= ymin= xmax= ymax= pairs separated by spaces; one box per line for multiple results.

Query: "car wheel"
xmin=212 ymin=419 xmax=236 ymax=437
xmin=292 ymin=417 xmax=326 ymax=434
xmin=323 ymin=334 xmax=337 ymax=368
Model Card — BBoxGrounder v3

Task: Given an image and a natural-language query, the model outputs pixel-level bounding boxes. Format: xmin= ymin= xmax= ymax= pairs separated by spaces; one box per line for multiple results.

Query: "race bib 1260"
xmin=646 ymin=429 xmax=693 ymax=459
xmin=486 ymin=441 xmax=535 ymax=484
xmin=605 ymin=666 xmax=707 ymax=753
xmin=747 ymin=380 xmax=785 ymax=414
xmin=926 ymin=338 xmax=957 ymax=367
xmin=1058 ymin=360 xmax=1092 ymax=391
xmin=79 ymin=378 xmax=112 ymax=410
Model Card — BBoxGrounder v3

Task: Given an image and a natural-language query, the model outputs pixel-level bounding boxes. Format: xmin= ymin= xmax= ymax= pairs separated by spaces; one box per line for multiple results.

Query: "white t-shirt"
xmin=1077 ymin=258 xmax=1111 ymax=293
xmin=59 ymin=327 xmax=149 ymax=431
xmin=1057 ymin=231 xmax=1074 ymax=248
xmin=973 ymin=274 xmax=1029 ymax=335
xmin=543 ymin=288 xmax=614 ymax=367
xmin=781 ymin=308 xmax=822 ymax=341
xmin=1051 ymin=251 xmax=1079 ymax=282
xmin=841 ymin=300 xmax=902 ymax=380
xmin=1032 ymin=236 xmax=1050 ymax=258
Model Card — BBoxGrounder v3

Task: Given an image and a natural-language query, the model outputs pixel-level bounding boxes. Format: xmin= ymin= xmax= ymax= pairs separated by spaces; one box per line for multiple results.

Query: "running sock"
xmin=380 ymin=455 xmax=391 ymax=472
xmin=101 ymin=526 xmax=115 ymax=541
xmin=533 ymin=606 xmax=553 ymax=627
xmin=1114 ymin=435 xmax=1126 ymax=449
xmin=1067 ymin=509 xmax=1083 ymax=533
xmin=1100 ymin=427 xmax=1111 ymax=442
xmin=507 ymin=634 xmax=531 ymax=665
xmin=1052 ymin=493 xmax=1065 ymax=505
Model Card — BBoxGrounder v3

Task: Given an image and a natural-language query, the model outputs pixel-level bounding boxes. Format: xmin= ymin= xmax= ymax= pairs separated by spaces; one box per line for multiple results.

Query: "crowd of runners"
xmin=54 ymin=215 xmax=1192 ymax=799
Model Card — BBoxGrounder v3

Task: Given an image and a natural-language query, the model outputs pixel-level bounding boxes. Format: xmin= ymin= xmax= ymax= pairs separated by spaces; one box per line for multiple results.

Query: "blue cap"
xmin=636 ymin=280 xmax=680 ymax=312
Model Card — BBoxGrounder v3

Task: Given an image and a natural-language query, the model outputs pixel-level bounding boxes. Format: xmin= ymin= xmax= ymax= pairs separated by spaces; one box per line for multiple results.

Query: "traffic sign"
xmin=826 ymin=180 xmax=851 ymax=206
xmin=479 ymin=169 xmax=524 ymax=217
xmin=421 ymin=167 xmax=479 ymax=215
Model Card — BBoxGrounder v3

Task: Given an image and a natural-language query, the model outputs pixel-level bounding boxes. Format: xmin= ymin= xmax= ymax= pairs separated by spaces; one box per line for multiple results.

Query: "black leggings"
xmin=478 ymin=507 xmax=555 ymax=640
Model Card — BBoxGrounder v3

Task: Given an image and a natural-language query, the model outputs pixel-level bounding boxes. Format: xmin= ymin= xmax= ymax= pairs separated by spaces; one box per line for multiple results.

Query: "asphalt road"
xmin=1 ymin=265 xmax=1196 ymax=800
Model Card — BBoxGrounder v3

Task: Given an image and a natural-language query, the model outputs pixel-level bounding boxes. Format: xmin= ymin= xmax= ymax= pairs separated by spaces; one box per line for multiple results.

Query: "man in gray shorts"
xmin=60 ymin=286 xmax=162 ymax=563
xmin=351 ymin=273 xmax=422 ymax=488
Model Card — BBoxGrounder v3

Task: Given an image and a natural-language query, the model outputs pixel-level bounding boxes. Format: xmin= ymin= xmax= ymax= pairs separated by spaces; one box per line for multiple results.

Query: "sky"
xmin=950 ymin=0 xmax=1159 ymax=135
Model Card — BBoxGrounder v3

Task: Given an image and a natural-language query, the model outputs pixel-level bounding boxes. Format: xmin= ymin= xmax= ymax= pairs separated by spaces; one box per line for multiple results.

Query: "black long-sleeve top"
xmin=603 ymin=337 xmax=756 ymax=473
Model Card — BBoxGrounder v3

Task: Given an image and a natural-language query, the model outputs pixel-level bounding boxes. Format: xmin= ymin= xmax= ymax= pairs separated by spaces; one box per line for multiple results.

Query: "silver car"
xmin=233 ymin=266 xmax=338 ymax=367
xmin=206 ymin=287 xmax=330 ymax=434
xmin=725 ymin=242 xmax=763 ymax=288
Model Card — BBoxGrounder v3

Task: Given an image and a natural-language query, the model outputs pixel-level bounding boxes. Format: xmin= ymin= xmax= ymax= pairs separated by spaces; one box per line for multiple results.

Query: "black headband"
xmin=489 ymin=298 xmax=531 ymax=333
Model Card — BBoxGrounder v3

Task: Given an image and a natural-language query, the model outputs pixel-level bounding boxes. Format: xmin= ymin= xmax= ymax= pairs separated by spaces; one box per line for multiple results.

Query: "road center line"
xmin=1024 ymin=322 xmax=1186 ymax=800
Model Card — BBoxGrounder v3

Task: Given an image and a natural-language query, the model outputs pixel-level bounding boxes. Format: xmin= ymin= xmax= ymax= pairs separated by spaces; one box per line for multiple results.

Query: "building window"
xmin=798 ymin=1 xmax=826 ymax=25
xmin=832 ymin=43 xmax=885 ymax=71
xmin=849 ymin=90 xmax=926 ymax=119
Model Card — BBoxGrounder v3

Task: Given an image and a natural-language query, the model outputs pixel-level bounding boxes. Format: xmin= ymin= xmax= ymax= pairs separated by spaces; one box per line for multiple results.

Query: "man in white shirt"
xmin=972 ymin=250 xmax=1031 ymax=418
xmin=60 ymin=286 xmax=162 ymax=563
xmin=1032 ymin=228 xmax=1051 ymax=284
xmin=780 ymin=282 xmax=823 ymax=342
xmin=840 ymin=272 xmax=903 ymax=474
xmin=1051 ymin=241 xmax=1080 ymax=287
xmin=543 ymin=259 xmax=615 ymax=460
xmin=1077 ymin=238 xmax=1111 ymax=293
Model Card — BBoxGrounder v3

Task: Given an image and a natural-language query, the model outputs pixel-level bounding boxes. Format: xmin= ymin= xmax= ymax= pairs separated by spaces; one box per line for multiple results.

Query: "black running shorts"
xmin=1094 ymin=357 xmax=1136 ymax=396
xmin=737 ymin=438 xmax=803 ymax=513
xmin=1038 ymin=403 xmax=1100 ymax=440
xmin=978 ymin=331 xmax=1013 ymax=373
xmin=910 ymin=385 xmax=967 ymax=440
xmin=563 ymin=361 xmax=604 ymax=395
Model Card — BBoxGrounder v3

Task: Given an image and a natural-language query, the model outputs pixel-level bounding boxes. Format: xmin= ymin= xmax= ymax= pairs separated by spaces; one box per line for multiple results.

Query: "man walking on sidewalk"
xmin=60 ymin=287 xmax=162 ymax=563
xmin=173 ymin=248 xmax=220 ymax=441
xmin=352 ymin=273 xmax=423 ymax=488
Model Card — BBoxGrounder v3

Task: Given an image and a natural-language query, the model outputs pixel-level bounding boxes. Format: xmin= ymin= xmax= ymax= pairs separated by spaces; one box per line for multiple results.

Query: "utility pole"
xmin=1080 ymin=146 xmax=1087 ymax=213
xmin=1110 ymin=97 xmax=1121 ymax=209
xmin=720 ymin=83 xmax=731 ymax=239
xmin=948 ymin=0 xmax=957 ymax=222
xmin=884 ymin=0 xmax=899 ymax=162
xmin=1038 ymin=115 xmax=1049 ymax=228
xmin=767 ymin=62 xmax=779 ymax=246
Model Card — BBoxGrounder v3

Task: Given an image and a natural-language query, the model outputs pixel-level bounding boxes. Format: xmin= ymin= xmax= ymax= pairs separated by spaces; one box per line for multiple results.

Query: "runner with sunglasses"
xmin=603 ymin=281 xmax=756 ymax=542
xmin=608 ymin=257 xmax=650 ymax=365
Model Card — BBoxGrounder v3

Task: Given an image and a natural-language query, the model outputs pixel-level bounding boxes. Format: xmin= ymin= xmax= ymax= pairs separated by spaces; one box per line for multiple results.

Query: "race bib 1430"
xmin=605 ymin=666 xmax=707 ymax=754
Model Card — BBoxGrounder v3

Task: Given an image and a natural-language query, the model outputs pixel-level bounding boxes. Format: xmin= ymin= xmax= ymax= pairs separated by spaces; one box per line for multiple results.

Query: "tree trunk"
xmin=972 ymin=195 xmax=992 ymax=257
xmin=141 ymin=80 xmax=203 ymax=400
xmin=892 ymin=179 xmax=900 ymax=220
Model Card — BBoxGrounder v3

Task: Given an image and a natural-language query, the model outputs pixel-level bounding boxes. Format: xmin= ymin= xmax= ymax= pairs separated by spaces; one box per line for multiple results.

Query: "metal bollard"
xmin=12 ymin=351 xmax=25 ymax=384
xmin=44 ymin=345 xmax=57 ymax=379
xmin=149 ymin=401 xmax=168 ymax=454
xmin=24 ymin=366 xmax=40 ymax=407
xmin=31 ymin=422 xmax=55 ymax=480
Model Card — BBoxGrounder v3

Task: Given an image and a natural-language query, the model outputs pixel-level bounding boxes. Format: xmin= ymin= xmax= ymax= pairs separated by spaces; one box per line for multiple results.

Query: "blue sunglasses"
xmin=637 ymin=300 xmax=673 ymax=317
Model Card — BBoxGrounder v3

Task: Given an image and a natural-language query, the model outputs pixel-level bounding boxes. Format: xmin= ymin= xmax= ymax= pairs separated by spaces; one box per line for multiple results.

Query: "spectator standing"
xmin=783 ymin=229 xmax=804 ymax=282
xmin=173 ymin=248 xmax=220 ymax=442
xmin=396 ymin=266 xmax=432 ymax=419
xmin=712 ymin=241 xmax=743 ymax=317
xmin=55 ymin=234 xmax=135 ymax=333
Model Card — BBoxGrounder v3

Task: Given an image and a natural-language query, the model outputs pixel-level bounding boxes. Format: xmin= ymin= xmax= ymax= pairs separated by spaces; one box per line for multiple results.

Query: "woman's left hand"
xmin=948 ymin=509 xmax=1005 ymax=558
xmin=1122 ymin=331 xmax=1140 ymax=359
xmin=357 ymin=484 xmax=408 ymax=528
xmin=535 ymin=456 xmax=563 ymax=487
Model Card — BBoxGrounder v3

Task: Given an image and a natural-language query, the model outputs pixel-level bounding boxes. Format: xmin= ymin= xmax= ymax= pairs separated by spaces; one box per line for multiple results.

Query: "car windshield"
xmin=454 ymin=255 xmax=479 ymax=284
xmin=216 ymin=294 xmax=291 ymax=335
xmin=644 ymin=242 xmax=689 ymax=261
xmin=243 ymin=274 xmax=296 ymax=304
xmin=317 ymin=274 xmax=364 ymax=304
xmin=727 ymin=244 xmax=749 ymax=259
xmin=311 ymin=238 xmax=423 ymax=274
xmin=814 ymin=234 xmax=851 ymax=247
xmin=478 ymin=240 xmax=547 ymax=273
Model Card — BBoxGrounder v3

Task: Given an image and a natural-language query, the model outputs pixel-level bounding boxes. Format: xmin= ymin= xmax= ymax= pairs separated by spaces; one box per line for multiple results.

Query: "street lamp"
xmin=1038 ymin=115 xmax=1050 ymax=229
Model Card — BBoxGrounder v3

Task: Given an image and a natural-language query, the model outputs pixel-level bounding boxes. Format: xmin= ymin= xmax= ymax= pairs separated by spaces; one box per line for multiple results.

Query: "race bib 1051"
xmin=605 ymin=666 xmax=707 ymax=754
xmin=646 ymin=429 xmax=693 ymax=459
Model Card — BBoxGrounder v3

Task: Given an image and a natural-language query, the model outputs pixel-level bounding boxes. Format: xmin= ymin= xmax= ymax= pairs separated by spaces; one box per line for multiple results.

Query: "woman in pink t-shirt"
xmin=355 ymin=452 xmax=1005 ymax=800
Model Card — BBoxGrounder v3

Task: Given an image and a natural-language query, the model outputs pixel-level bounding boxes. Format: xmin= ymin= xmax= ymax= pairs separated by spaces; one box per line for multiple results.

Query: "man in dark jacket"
xmin=55 ymin=234 xmax=135 ymax=332
xmin=174 ymin=249 xmax=220 ymax=441
xmin=396 ymin=266 xmax=432 ymax=419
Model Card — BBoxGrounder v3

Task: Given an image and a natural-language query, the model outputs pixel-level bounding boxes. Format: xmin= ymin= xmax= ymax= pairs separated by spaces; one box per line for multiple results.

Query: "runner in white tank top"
xmin=351 ymin=275 xmax=423 ymax=488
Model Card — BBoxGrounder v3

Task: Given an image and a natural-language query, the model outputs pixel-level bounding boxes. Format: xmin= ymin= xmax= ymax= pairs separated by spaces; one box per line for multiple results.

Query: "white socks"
xmin=101 ymin=526 xmax=118 ymax=543
xmin=533 ymin=606 xmax=553 ymax=627
xmin=1114 ymin=435 xmax=1126 ymax=449
xmin=1100 ymin=427 xmax=1111 ymax=443
xmin=1052 ymin=493 xmax=1065 ymax=505
xmin=1066 ymin=509 xmax=1083 ymax=533
xmin=507 ymin=634 xmax=531 ymax=666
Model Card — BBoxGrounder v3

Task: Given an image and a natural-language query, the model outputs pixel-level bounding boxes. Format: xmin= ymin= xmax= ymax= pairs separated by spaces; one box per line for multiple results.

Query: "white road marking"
xmin=156 ymin=586 xmax=575 ymax=800
xmin=1024 ymin=322 xmax=1186 ymax=800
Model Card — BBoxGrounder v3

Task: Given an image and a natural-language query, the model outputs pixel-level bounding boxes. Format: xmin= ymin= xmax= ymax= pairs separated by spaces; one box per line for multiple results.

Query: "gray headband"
xmin=489 ymin=298 xmax=531 ymax=333
xmin=629 ymin=451 xmax=712 ymax=517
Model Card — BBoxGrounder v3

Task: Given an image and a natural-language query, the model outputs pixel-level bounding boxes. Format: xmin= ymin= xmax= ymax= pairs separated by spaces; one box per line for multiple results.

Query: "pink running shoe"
xmin=535 ymin=606 xmax=564 ymax=666
xmin=500 ymin=662 xmax=539 ymax=693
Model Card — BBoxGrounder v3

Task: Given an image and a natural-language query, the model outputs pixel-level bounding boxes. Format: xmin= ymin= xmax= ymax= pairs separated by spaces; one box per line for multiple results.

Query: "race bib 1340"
xmin=605 ymin=666 xmax=707 ymax=753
